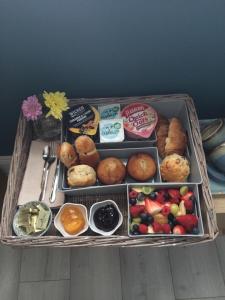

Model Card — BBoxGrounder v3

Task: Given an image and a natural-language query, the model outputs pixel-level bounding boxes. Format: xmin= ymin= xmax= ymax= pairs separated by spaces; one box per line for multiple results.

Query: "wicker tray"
xmin=0 ymin=94 xmax=218 ymax=247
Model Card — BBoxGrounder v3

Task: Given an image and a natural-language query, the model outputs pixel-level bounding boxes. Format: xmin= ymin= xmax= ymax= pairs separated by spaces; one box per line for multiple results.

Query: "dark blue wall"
xmin=1 ymin=0 xmax=225 ymax=155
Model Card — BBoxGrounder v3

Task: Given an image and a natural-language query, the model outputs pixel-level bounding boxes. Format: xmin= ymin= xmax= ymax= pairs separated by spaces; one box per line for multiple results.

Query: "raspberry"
xmin=184 ymin=199 xmax=194 ymax=212
xmin=170 ymin=197 xmax=180 ymax=205
xmin=162 ymin=206 xmax=170 ymax=216
xmin=156 ymin=191 xmax=165 ymax=204
xmin=162 ymin=223 xmax=171 ymax=234
xmin=129 ymin=190 xmax=138 ymax=199
xmin=152 ymin=222 xmax=163 ymax=233
xmin=138 ymin=224 xmax=148 ymax=234
xmin=130 ymin=205 xmax=145 ymax=218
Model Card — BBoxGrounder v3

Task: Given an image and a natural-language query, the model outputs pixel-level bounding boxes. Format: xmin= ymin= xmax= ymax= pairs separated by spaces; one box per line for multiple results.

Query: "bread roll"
xmin=79 ymin=150 xmax=100 ymax=168
xmin=127 ymin=153 xmax=156 ymax=181
xmin=75 ymin=135 xmax=96 ymax=154
xmin=97 ymin=157 xmax=126 ymax=185
xmin=160 ymin=154 xmax=190 ymax=182
xmin=57 ymin=142 xmax=78 ymax=168
xmin=67 ymin=164 xmax=96 ymax=187
xmin=74 ymin=135 xmax=100 ymax=168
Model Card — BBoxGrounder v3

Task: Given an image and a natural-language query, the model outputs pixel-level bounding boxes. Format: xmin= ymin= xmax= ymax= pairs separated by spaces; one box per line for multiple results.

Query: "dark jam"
xmin=93 ymin=204 xmax=119 ymax=232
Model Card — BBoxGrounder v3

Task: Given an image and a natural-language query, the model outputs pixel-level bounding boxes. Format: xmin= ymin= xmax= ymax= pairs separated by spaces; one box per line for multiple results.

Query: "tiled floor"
xmin=1 ymin=238 xmax=225 ymax=300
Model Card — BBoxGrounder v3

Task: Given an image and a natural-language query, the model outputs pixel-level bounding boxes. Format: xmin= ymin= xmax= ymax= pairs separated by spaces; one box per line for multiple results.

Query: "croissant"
xmin=156 ymin=115 xmax=169 ymax=158
xmin=156 ymin=116 xmax=187 ymax=158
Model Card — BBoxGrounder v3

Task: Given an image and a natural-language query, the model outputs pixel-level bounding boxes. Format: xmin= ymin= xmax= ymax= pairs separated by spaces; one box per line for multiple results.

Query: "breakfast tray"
xmin=0 ymin=94 xmax=218 ymax=247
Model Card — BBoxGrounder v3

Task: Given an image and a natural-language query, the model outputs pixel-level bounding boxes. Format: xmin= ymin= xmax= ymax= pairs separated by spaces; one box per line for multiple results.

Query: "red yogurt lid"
xmin=121 ymin=102 xmax=158 ymax=139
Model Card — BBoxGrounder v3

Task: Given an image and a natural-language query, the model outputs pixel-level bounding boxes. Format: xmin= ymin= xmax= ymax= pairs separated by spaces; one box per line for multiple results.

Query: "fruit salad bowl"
xmin=127 ymin=183 xmax=204 ymax=238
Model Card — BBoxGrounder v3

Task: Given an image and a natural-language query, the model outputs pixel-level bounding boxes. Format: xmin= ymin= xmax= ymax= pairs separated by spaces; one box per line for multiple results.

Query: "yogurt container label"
xmin=100 ymin=119 xmax=124 ymax=143
xmin=121 ymin=103 xmax=158 ymax=139
xmin=98 ymin=104 xmax=121 ymax=120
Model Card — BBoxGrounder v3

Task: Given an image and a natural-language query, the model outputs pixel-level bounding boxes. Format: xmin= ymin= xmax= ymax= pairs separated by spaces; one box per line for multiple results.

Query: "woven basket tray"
xmin=0 ymin=94 xmax=218 ymax=247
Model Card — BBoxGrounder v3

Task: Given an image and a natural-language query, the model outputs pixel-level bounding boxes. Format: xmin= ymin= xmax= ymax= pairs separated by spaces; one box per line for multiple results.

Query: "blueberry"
xmin=132 ymin=224 xmax=139 ymax=231
xmin=129 ymin=198 xmax=136 ymax=206
xmin=168 ymin=221 xmax=174 ymax=229
xmin=192 ymin=227 xmax=199 ymax=234
xmin=140 ymin=213 xmax=153 ymax=225
xmin=173 ymin=220 xmax=178 ymax=226
xmin=168 ymin=213 xmax=175 ymax=222
xmin=164 ymin=192 xmax=170 ymax=202
xmin=137 ymin=193 xmax=145 ymax=202
xmin=140 ymin=212 xmax=148 ymax=222
xmin=149 ymin=192 xmax=157 ymax=200
xmin=146 ymin=214 xmax=154 ymax=225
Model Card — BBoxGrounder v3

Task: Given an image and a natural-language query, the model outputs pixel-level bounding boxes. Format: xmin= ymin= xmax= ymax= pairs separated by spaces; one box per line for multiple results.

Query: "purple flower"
xmin=22 ymin=95 xmax=42 ymax=121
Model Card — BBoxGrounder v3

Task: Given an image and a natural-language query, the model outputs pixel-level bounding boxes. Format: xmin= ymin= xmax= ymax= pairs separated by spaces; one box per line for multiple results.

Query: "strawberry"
xmin=170 ymin=197 xmax=180 ymax=205
xmin=181 ymin=191 xmax=194 ymax=202
xmin=152 ymin=222 xmax=163 ymax=233
xmin=162 ymin=223 xmax=171 ymax=234
xmin=139 ymin=224 xmax=148 ymax=234
xmin=145 ymin=199 xmax=163 ymax=215
xmin=162 ymin=206 xmax=170 ymax=216
xmin=129 ymin=190 xmax=138 ymax=199
xmin=175 ymin=215 xmax=198 ymax=232
xmin=155 ymin=191 xmax=165 ymax=204
xmin=173 ymin=225 xmax=186 ymax=235
xmin=130 ymin=205 xmax=145 ymax=218
xmin=168 ymin=189 xmax=180 ymax=199
xmin=184 ymin=199 xmax=194 ymax=212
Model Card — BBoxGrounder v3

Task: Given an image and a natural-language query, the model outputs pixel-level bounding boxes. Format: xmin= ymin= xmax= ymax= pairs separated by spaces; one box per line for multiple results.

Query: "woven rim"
xmin=0 ymin=94 xmax=218 ymax=247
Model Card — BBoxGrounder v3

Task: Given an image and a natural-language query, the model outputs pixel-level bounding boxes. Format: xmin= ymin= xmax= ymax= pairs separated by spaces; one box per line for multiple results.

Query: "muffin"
xmin=75 ymin=135 xmax=100 ymax=168
xmin=127 ymin=153 xmax=156 ymax=181
xmin=57 ymin=142 xmax=78 ymax=168
xmin=160 ymin=153 xmax=190 ymax=182
xmin=67 ymin=164 xmax=96 ymax=187
xmin=97 ymin=157 xmax=126 ymax=185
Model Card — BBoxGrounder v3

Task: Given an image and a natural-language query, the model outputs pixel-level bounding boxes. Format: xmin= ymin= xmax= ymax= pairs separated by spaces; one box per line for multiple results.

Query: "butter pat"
xmin=98 ymin=104 xmax=121 ymax=120
xmin=100 ymin=119 xmax=124 ymax=143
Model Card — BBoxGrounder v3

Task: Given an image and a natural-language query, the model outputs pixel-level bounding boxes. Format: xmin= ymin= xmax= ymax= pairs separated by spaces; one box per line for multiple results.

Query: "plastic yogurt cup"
xmin=99 ymin=119 xmax=124 ymax=143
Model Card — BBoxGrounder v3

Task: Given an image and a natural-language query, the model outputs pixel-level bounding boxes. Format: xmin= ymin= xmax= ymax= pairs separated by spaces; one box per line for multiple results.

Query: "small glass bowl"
xmin=89 ymin=200 xmax=123 ymax=236
xmin=13 ymin=201 xmax=52 ymax=238
xmin=54 ymin=203 xmax=89 ymax=237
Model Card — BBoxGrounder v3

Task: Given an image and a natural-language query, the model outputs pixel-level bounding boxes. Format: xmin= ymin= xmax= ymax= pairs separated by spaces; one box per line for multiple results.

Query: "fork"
xmin=39 ymin=142 xmax=56 ymax=202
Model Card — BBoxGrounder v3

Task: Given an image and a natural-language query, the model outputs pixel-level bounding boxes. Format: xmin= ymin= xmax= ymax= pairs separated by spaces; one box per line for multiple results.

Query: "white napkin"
xmin=17 ymin=140 xmax=64 ymax=208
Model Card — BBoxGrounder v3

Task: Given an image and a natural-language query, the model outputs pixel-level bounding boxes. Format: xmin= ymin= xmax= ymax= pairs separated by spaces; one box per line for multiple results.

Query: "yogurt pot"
xmin=121 ymin=103 xmax=158 ymax=139
xmin=98 ymin=104 xmax=121 ymax=120
xmin=201 ymin=119 xmax=225 ymax=152
xmin=99 ymin=119 xmax=124 ymax=143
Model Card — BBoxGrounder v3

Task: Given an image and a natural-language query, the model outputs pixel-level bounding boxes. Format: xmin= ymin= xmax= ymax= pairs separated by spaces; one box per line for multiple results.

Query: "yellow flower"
xmin=43 ymin=91 xmax=69 ymax=120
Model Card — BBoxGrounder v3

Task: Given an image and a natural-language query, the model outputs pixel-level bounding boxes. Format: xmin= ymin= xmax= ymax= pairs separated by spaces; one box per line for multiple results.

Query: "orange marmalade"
xmin=60 ymin=205 xmax=85 ymax=235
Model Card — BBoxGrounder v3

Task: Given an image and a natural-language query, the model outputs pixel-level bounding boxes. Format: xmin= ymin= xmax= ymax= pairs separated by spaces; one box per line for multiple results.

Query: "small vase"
xmin=33 ymin=115 xmax=61 ymax=140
